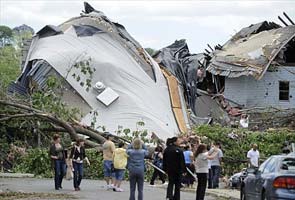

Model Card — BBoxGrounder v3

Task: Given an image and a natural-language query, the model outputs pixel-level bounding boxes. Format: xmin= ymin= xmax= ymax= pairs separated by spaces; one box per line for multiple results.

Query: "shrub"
xmin=195 ymin=125 xmax=295 ymax=175
xmin=13 ymin=148 xmax=154 ymax=180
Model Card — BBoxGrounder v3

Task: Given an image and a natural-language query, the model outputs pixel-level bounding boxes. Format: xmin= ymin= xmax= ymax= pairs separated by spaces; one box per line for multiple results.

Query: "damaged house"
xmin=9 ymin=2 xmax=191 ymax=140
xmin=207 ymin=20 xmax=295 ymax=109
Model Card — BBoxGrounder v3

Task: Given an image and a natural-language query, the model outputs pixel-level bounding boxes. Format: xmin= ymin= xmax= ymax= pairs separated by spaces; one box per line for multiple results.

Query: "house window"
xmin=279 ymin=81 xmax=289 ymax=101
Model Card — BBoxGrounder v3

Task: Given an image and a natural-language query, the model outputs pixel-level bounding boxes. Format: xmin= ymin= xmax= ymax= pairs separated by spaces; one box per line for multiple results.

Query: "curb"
xmin=206 ymin=189 xmax=240 ymax=200
xmin=156 ymin=184 xmax=240 ymax=200
xmin=0 ymin=173 xmax=34 ymax=178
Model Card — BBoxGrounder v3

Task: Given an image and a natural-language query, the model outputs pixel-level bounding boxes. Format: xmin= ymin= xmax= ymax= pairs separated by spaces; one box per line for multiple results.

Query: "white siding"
xmin=224 ymin=66 xmax=295 ymax=108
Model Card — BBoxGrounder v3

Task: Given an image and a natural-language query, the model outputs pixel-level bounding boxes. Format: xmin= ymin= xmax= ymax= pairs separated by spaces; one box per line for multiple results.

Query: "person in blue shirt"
xmin=183 ymin=145 xmax=195 ymax=188
xmin=127 ymin=138 xmax=148 ymax=200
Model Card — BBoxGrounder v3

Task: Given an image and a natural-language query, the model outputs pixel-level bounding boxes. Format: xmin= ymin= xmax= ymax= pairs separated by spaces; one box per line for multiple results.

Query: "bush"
xmin=194 ymin=125 xmax=295 ymax=175
xmin=13 ymin=148 xmax=104 ymax=179
xmin=13 ymin=148 xmax=52 ymax=178
xmin=13 ymin=148 xmax=154 ymax=180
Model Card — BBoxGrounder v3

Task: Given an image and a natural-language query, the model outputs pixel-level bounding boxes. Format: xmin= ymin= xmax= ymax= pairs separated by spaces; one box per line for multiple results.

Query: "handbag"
xmin=66 ymin=166 xmax=73 ymax=180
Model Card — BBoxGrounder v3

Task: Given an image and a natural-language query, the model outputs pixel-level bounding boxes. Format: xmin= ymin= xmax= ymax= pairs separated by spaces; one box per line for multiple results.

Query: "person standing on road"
xmin=149 ymin=146 xmax=166 ymax=186
xmin=209 ymin=142 xmax=223 ymax=189
xmin=183 ymin=145 xmax=195 ymax=188
xmin=102 ymin=133 xmax=116 ymax=190
xmin=113 ymin=141 xmax=128 ymax=192
xmin=247 ymin=144 xmax=260 ymax=168
xmin=207 ymin=144 xmax=213 ymax=189
xmin=49 ymin=134 xmax=67 ymax=190
xmin=195 ymin=144 xmax=219 ymax=200
xmin=69 ymin=138 xmax=90 ymax=191
xmin=163 ymin=137 xmax=186 ymax=200
xmin=127 ymin=138 xmax=148 ymax=200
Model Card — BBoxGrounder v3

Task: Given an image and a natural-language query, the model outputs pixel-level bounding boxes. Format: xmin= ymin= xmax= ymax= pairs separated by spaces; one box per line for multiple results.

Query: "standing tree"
xmin=0 ymin=26 xmax=13 ymax=47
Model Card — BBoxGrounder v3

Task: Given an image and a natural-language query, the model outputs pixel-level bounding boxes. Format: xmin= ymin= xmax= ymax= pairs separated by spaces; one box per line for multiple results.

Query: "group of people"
xmin=49 ymin=134 xmax=90 ymax=191
xmin=160 ymin=137 xmax=223 ymax=200
xmin=49 ymin=133 xmax=225 ymax=200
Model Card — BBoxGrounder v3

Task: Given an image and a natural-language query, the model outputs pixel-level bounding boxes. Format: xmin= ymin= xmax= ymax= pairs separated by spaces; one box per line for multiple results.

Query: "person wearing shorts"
xmin=113 ymin=142 xmax=128 ymax=192
xmin=102 ymin=133 xmax=116 ymax=189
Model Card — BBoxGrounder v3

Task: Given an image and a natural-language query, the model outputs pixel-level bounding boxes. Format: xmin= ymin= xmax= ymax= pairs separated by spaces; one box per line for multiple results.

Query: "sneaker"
xmin=115 ymin=188 xmax=124 ymax=192
xmin=148 ymin=184 xmax=155 ymax=187
xmin=162 ymin=182 xmax=168 ymax=186
xmin=107 ymin=184 xmax=114 ymax=190
xmin=74 ymin=188 xmax=79 ymax=191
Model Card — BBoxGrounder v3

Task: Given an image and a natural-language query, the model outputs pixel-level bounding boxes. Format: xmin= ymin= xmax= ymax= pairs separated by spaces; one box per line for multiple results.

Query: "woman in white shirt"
xmin=194 ymin=144 xmax=218 ymax=200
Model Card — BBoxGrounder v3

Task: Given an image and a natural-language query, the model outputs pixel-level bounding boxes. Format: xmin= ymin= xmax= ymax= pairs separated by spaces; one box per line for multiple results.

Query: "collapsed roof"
xmin=153 ymin=40 xmax=206 ymax=114
xmin=207 ymin=21 xmax=295 ymax=79
xmin=10 ymin=2 xmax=188 ymax=139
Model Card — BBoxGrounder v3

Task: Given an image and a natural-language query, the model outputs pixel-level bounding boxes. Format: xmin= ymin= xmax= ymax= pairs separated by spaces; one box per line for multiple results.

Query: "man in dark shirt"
xmin=163 ymin=137 xmax=186 ymax=200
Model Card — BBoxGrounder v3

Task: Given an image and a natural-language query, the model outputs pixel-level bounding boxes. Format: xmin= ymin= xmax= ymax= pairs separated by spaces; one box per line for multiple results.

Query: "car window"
xmin=281 ymin=158 xmax=295 ymax=171
xmin=258 ymin=157 xmax=271 ymax=172
xmin=263 ymin=157 xmax=277 ymax=174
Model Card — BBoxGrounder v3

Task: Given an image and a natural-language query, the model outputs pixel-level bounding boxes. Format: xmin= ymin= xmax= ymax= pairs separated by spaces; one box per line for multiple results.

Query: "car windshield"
xmin=281 ymin=158 xmax=295 ymax=171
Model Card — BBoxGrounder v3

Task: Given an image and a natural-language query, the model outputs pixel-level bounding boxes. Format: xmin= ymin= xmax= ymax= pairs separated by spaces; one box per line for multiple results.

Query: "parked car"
xmin=230 ymin=168 xmax=247 ymax=189
xmin=240 ymin=154 xmax=295 ymax=200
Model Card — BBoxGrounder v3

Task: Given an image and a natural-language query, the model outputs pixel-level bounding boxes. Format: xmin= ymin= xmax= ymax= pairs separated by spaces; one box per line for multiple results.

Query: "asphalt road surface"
xmin=0 ymin=178 xmax=216 ymax=200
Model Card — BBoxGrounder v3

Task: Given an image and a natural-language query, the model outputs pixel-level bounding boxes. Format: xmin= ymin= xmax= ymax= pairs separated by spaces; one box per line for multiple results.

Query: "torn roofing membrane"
xmin=207 ymin=21 xmax=295 ymax=79
xmin=153 ymin=40 xmax=205 ymax=114
xmin=10 ymin=2 xmax=182 ymax=139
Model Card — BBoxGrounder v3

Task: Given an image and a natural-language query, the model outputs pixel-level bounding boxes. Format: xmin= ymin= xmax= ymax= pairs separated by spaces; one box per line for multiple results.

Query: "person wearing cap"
xmin=163 ymin=137 xmax=186 ymax=200
xmin=102 ymin=133 xmax=116 ymax=190
xmin=69 ymin=138 xmax=90 ymax=191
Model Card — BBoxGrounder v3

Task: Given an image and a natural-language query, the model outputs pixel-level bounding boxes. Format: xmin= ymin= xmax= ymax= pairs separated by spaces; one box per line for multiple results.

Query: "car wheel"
xmin=240 ymin=186 xmax=246 ymax=200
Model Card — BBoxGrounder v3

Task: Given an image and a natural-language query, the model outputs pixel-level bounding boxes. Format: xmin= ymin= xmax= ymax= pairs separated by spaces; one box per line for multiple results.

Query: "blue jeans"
xmin=129 ymin=171 xmax=144 ymax=200
xmin=211 ymin=165 xmax=221 ymax=188
xmin=73 ymin=162 xmax=83 ymax=189
xmin=208 ymin=168 xmax=213 ymax=188
xmin=103 ymin=160 xmax=114 ymax=178
xmin=54 ymin=159 xmax=66 ymax=189
xmin=114 ymin=169 xmax=125 ymax=181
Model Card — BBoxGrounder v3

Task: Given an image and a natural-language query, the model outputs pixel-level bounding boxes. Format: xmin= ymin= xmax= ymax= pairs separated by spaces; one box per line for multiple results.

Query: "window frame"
xmin=279 ymin=81 xmax=290 ymax=101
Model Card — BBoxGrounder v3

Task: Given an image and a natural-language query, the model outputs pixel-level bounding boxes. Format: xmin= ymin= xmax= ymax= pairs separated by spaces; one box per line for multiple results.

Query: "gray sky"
xmin=1 ymin=0 xmax=295 ymax=53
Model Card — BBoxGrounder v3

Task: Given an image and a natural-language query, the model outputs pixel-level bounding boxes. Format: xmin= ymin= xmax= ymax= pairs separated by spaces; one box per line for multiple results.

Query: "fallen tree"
xmin=0 ymin=99 xmax=128 ymax=148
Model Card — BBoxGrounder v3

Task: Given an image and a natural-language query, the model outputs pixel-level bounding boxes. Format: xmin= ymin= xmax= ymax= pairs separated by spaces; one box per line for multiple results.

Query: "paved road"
xmin=0 ymin=178 xmax=216 ymax=200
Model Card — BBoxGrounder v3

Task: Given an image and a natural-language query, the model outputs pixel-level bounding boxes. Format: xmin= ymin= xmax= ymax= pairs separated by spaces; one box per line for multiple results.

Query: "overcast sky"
xmin=1 ymin=0 xmax=295 ymax=52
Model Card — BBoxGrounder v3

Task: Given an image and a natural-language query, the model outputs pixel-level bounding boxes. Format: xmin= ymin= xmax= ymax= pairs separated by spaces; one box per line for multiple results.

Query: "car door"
xmin=246 ymin=158 xmax=270 ymax=199
xmin=254 ymin=157 xmax=277 ymax=198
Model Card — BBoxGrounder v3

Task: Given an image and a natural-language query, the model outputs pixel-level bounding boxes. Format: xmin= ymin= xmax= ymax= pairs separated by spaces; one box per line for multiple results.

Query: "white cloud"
xmin=1 ymin=0 xmax=295 ymax=52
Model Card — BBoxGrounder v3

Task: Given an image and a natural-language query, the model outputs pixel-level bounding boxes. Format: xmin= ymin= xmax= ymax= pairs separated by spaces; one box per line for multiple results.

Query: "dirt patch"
xmin=0 ymin=191 xmax=77 ymax=200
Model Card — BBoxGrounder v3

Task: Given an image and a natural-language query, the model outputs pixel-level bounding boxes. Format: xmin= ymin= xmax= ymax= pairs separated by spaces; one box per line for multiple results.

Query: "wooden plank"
xmin=161 ymin=68 xmax=188 ymax=133
xmin=173 ymin=108 xmax=188 ymax=134
xmin=167 ymin=76 xmax=181 ymax=108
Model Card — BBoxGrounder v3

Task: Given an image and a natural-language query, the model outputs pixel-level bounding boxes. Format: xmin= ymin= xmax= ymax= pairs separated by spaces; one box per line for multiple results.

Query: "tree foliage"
xmin=0 ymin=46 xmax=20 ymax=87
xmin=0 ymin=25 xmax=13 ymax=47
xmin=144 ymin=47 xmax=157 ymax=57
xmin=195 ymin=125 xmax=295 ymax=175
